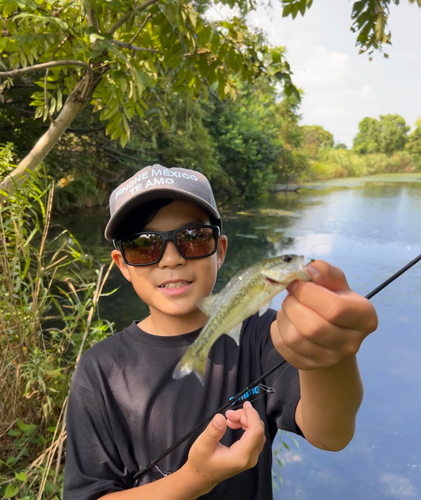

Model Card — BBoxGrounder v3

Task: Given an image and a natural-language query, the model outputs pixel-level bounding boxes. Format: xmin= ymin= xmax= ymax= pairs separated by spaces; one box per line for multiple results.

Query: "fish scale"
xmin=172 ymin=254 xmax=311 ymax=384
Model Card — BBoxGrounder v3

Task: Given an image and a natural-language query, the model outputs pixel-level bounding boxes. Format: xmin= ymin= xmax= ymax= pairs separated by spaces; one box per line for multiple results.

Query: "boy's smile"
xmin=111 ymin=200 xmax=227 ymax=336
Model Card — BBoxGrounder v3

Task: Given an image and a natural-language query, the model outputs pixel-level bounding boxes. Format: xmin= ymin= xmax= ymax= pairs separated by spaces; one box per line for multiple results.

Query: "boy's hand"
xmin=186 ymin=402 xmax=266 ymax=488
xmin=271 ymin=260 xmax=378 ymax=370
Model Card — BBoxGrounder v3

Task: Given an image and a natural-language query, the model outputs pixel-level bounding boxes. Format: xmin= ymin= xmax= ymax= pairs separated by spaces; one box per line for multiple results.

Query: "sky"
xmin=209 ymin=0 xmax=421 ymax=147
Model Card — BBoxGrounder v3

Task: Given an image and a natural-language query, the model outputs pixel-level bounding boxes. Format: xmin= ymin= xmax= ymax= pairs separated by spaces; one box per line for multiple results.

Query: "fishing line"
xmin=133 ymin=252 xmax=421 ymax=483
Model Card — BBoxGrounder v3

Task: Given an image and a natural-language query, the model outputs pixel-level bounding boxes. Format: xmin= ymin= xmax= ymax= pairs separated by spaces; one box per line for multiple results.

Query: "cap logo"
xmin=114 ymin=167 xmax=199 ymax=201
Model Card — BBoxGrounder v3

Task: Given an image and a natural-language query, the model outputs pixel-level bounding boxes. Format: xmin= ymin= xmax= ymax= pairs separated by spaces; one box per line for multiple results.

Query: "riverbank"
xmin=299 ymin=149 xmax=421 ymax=183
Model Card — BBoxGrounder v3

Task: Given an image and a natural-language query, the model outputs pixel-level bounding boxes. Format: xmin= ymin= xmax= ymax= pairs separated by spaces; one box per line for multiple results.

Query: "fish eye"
xmin=282 ymin=255 xmax=293 ymax=263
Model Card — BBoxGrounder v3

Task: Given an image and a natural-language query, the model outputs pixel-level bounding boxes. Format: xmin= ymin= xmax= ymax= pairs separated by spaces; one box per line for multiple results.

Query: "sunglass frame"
xmin=113 ymin=224 xmax=220 ymax=267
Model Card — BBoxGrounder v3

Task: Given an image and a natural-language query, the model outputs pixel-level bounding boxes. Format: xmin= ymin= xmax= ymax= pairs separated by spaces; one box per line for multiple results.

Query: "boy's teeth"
xmin=161 ymin=281 xmax=190 ymax=288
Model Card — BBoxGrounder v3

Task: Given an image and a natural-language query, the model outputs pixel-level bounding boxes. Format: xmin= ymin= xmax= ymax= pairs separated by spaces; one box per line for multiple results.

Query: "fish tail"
xmin=172 ymin=347 xmax=208 ymax=385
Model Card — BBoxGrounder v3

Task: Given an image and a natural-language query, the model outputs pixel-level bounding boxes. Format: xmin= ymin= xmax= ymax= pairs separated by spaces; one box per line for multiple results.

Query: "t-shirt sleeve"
xmin=253 ymin=310 xmax=304 ymax=437
xmin=63 ymin=361 xmax=132 ymax=500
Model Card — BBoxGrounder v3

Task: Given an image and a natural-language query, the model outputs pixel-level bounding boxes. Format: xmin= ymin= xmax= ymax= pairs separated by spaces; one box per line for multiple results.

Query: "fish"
xmin=172 ymin=254 xmax=312 ymax=384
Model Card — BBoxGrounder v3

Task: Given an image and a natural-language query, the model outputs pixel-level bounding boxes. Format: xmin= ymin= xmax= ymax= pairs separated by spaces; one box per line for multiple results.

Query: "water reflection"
xmin=56 ymin=174 xmax=421 ymax=499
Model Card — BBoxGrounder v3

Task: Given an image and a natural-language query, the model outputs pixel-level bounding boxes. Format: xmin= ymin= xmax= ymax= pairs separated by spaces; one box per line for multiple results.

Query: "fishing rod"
xmin=133 ymin=252 xmax=421 ymax=482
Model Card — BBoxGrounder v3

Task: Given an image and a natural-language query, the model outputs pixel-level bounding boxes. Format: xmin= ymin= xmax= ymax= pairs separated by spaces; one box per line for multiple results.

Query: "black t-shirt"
xmin=63 ymin=309 xmax=303 ymax=500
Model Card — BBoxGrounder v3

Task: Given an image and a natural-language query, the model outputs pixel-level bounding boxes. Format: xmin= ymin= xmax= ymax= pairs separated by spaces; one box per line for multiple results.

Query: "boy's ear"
xmin=217 ymin=235 xmax=228 ymax=270
xmin=111 ymin=249 xmax=132 ymax=282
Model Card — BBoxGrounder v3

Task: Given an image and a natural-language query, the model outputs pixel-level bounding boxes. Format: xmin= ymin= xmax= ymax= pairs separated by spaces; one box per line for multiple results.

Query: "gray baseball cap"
xmin=104 ymin=164 xmax=221 ymax=241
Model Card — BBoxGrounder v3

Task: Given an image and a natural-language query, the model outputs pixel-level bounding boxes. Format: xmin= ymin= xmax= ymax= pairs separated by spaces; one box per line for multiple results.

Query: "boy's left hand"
xmin=271 ymin=260 xmax=378 ymax=370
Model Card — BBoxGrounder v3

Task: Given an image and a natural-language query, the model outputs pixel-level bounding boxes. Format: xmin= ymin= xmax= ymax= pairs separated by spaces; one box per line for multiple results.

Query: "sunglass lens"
xmin=122 ymin=233 xmax=162 ymax=264
xmin=176 ymin=227 xmax=216 ymax=258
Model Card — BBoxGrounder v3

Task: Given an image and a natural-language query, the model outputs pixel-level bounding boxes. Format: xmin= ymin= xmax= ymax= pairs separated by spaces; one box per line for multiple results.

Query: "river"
xmin=59 ymin=173 xmax=421 ymax=499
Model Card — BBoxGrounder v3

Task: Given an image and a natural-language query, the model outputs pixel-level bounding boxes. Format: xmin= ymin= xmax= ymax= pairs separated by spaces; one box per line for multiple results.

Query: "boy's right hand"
xmin=186 ymin=401 xmax=266 ymax=490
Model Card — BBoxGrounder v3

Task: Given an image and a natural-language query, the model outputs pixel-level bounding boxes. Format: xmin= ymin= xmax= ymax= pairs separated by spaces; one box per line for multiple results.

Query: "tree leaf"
xmin=282 ymin=3 xmax=294 ymax=17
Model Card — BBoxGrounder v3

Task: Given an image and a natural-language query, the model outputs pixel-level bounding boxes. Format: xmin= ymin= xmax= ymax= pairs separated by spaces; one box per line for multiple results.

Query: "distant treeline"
xmin=300 ymin=115 xmax=421 ymax=181
xmin=1 ymin=81 xmax=421 ymax=211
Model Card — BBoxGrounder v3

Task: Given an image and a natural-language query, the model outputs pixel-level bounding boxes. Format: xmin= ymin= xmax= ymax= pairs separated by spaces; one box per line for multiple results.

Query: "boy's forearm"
xmin=97 ymin=462 xmax=215 ymax=500
xmin=296 ymin=354 xmax=363 ymax=452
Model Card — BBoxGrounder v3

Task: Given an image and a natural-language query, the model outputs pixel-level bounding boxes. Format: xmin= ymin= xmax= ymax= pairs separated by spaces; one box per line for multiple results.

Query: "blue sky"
xmin=210 ymin=0 xmax=421 ymax=147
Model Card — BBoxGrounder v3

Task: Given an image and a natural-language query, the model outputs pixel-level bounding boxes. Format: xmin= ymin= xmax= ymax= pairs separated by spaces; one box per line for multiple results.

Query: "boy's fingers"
xmin=298 ymin=260 xmax=351 ymax=292
xmin=226 ymin=408 xmax=250 ymax=430
xmin=225 ymin=409 xmax=245 ymax=422
xmin=236 ymin=402 xmax=265 ymax=451
xmin=285 ymin=261 xmax=377 ymax=332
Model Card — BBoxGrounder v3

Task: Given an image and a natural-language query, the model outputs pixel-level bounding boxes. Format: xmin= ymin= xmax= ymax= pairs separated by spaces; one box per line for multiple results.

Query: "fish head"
xmin=260 ymin=254 xmax=312 ymax=288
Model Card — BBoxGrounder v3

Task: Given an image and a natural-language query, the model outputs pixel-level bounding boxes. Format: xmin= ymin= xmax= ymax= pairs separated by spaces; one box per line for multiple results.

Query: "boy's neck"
xmin=138 ymin=307 xmax=208 ymax=336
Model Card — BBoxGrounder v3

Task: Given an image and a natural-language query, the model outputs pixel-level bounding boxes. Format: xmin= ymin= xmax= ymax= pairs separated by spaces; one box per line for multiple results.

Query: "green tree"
xmin=281 ymin=0 xmax=421 ymax=58
xmin=300 ymin=124 xmax=334 ymax=157
xmin=353 ymin=116 xmax=381 ymax=154
xmin=353 ymin=114 xmax=409 ymax=154
xmin=202 ymin=79 xmax=304 ymax=202
xmin=378 ymin=113 xmax=410 ymax=154
xmin=406 ymin=116 xmax=421 ymax=156
xmin=274 ymin=93 xmax=308 ymax=183
xmin=334 ymin=143 xmax=347 ymax=150
xmin=0 ymin=0 xmax=297 ymax=199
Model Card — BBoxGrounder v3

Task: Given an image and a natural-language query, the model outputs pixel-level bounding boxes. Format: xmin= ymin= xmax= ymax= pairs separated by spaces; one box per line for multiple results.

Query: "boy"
xmin=63 ymin=165 xmax=378 ymax=500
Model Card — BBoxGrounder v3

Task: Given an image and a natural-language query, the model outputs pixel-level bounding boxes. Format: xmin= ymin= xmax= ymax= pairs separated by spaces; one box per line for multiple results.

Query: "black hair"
xmin=114 ymin=198 xmax=220 ymax=240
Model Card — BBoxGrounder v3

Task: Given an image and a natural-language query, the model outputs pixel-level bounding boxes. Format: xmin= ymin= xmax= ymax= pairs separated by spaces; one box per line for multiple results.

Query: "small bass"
xmin=172 ymin=254 xmax=311 ymax=384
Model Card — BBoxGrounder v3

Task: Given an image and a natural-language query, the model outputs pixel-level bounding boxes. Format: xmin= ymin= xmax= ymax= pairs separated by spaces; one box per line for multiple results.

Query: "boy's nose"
xmin=158 ymin=240 xmax=185 ymax=267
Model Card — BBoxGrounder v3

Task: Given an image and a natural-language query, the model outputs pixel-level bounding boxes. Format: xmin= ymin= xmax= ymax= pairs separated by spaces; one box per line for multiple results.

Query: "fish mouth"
xmin=265 ymin=277 xmax=284 ymax=285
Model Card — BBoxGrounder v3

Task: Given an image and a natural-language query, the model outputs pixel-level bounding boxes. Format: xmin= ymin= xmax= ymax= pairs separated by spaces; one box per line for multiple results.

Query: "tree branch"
xmin=107 ymin=0 xmax=160 ymax=35
xmin=130 ymin=13 xmax=151 ymax=44
xmin=0 ymin=61 xmax=93 ymax=80
xmin=111 ymin=40 xmax=163 ymax=54
xmin=83 ymin=0 xmax=100 ymax=31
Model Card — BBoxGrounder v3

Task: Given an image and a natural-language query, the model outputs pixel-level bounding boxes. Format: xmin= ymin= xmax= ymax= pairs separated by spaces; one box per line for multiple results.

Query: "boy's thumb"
xmin=202 ymin=414 xmax=226 ymax=443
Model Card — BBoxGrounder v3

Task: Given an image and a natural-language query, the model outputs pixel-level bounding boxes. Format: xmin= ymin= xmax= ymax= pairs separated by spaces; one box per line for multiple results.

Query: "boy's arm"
xmin=270 ymin=260 xmax=378 ymax=451
xmin=97 ymin=463 xmax=212 ymax=500
xmin=98 ymin=402 xmax=265 ymax=500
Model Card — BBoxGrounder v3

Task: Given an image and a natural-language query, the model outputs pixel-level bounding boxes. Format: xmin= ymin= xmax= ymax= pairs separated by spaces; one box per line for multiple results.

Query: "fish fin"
xmin=197 ymin=294 xmax=218 ymax=316
xmin=227 ymin=322 xmax=242 ymax=346
xmin=258 ymin=302 xmax=270 ymax=317
xmin=172 ymin=349 xmax=208 ymax=385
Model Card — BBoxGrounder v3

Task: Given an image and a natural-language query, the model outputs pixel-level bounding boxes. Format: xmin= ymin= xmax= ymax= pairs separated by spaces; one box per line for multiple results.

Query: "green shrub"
xmin=0 ymin=146 xmax=115 ymax=499
xmin=301 ymin=149 xmax=421 ymax=181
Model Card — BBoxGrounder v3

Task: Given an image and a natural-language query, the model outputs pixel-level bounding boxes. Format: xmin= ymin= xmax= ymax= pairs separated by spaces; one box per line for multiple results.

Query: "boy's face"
xmin=111 ymin=200 xmax=227 ymax=319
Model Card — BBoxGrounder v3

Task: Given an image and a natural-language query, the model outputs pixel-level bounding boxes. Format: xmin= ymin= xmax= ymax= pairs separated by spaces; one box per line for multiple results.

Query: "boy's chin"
xmin=161 ymin=304 xmax=202 ymax=317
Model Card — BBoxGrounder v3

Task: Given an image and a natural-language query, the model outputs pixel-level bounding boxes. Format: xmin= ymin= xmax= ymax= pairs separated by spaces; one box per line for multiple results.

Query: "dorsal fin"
xmin=197 ymin=294 xmax=219 ymax=316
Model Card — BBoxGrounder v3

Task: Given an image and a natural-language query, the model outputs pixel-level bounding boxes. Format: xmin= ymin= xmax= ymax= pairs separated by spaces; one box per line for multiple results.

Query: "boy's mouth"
xmin=158 ymin=280 xmax=193 ymax=289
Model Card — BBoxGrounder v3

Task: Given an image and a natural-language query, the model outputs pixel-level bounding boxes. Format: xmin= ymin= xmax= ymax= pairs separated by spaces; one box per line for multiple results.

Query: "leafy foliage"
xmin=406 ymin=116 xmax=421 ymax=155
xmin=202 ymin=81 xmax=307 ymax=202
xmin=303 ymin=148 xmax=421 ymax=181
xmin=300 ymin=125 xmax=334 ymax=158
xmin=353 ymin=114 xmax=410 ymax=154
xmin=0 ymin=0 xmax=297 ymax=148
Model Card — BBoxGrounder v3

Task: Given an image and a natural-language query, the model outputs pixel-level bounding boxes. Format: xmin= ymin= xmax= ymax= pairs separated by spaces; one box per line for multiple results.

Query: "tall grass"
xmin=0 ymin=149 xmax=115 ymax=499
xmin=302 ymin=149 xmax=421 ymax=181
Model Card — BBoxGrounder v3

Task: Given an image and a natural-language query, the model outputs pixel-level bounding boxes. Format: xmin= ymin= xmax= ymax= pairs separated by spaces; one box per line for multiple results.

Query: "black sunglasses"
xmin=114 ymin=224 xmax=220 ymax=266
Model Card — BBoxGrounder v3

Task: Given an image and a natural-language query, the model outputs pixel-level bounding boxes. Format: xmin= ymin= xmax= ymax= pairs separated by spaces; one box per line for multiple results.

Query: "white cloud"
xmin=380 ymin=473 xmax=419 ymax=498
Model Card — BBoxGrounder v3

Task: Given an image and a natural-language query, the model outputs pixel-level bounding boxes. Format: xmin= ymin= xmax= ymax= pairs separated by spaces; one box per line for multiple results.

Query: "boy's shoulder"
xmin=71 ymin=321 xmax=140 ymax=390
